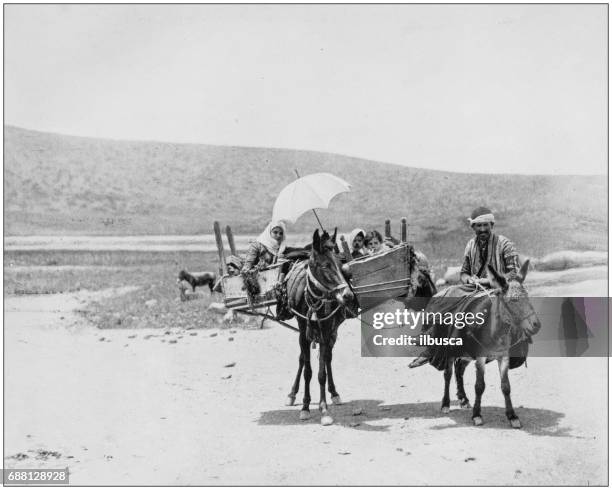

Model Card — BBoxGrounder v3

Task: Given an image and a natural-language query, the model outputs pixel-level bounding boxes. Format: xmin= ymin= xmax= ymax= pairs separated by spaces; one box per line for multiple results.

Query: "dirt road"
xmin=4 ymin=272 xmax=608 ymax=485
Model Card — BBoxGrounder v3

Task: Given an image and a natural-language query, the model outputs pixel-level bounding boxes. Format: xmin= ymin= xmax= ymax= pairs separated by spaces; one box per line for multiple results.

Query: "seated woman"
xmin=348 ymin=228 xmax=367 ymax=259
xmin=242 ymin=221 xmax=287 ymax=272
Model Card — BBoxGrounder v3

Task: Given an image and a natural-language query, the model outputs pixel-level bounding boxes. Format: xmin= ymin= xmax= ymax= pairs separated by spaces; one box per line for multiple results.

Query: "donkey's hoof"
xmin=472 ymin=416 xmax=483 ymax=426
xmin=299 ymin=410 xmax=311 ymax=421
xmin=285 ymin=395 xmax=296 ymax=406
xmin=459 ymin=398 xmax=471 ymax=409
xmin=331 ymin=395 xmax=342 ymax=405
xmin=441 ymin=406 xmax=450 ymax=414
xmin=509 ymin=418 xmax=522 ymax=429
xmin=321 ymin=415 xmax=334 ymax=426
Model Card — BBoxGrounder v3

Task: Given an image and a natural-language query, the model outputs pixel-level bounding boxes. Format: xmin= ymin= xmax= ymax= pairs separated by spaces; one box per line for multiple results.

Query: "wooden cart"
xmin=346 ymin=242 xmax=416 ymax=311
xmin=213 ymin=218 xmax=416 ymax=329
xmin=222 ymin=261 xmax=285 ymax=311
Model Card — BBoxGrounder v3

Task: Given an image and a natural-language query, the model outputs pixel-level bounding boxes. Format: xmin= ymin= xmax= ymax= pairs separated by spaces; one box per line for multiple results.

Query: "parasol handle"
xmin=294 ymin=169 xmax=325 ymax=231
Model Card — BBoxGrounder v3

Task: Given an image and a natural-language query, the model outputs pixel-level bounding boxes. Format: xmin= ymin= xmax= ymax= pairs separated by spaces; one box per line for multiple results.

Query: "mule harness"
xmin=289 ymin=268 xmax=347 ymax=340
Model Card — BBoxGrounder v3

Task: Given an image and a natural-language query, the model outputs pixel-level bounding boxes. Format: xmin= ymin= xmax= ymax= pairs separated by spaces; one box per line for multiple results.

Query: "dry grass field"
xmin=5 ymin=250 xmax=224 ymax=331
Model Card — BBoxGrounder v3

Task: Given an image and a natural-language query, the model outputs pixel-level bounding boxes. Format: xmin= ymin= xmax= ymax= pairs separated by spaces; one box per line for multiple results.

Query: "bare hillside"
xmin=4 ymin=126 xmax=606 ymax=258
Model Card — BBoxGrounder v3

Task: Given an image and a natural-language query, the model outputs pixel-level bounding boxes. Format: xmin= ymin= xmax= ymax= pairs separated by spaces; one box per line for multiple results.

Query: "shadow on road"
xmin=258 ymin=398 xmax=574 ymax=437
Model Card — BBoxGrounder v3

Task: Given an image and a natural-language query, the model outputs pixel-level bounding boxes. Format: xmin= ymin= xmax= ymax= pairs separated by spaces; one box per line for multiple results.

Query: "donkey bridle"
xmin=491 ymin=290 xmax=537 ymax=349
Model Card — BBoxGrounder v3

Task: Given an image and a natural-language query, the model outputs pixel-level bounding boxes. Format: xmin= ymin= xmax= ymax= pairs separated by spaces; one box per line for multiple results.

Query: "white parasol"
xmin=272 ymin=172 xmax=351 ymax=226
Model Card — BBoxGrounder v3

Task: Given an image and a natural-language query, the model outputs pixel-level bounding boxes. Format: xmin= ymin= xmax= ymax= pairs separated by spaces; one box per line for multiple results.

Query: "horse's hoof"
xmin=299 ymin=410 xmax=311 ymax=421
xmin=459 ymin=399 xmax=471 ymax=409
xmin=331 ymin=395 xmax=342 ymax=405
xmin=285 ymin=396 xmax=296 ymax=406
xmin=472 ymin=416 xmax=483 ymax=426
xmin=321 ymin=415 xmax=334 ymax=426
xmin=441 ymin=406 xmax=450 ymax=414
xmin=509 ymin=418 xmax=522 ymax=429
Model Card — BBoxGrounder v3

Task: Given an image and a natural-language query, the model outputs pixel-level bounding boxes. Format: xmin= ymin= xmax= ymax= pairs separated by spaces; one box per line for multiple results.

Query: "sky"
xmin=4 ymin=4 xmax=608 ymax=175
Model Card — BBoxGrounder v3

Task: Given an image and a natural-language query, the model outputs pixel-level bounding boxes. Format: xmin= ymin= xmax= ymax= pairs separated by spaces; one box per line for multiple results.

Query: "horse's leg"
xmin=441 ymin=358 xmax=453 ymax=413
xmin=208 ymin=281 xmax=214 ymax=294
xmin=472 ymin=356 xmax=486 ymax=426
xmin=286 ymin=350 xmax=304 ymax=406
xmin=326 ymin=345 xmax=341 ymax=405
xmin=318 ymin=333 xmax=333 ymax=426
xmin=299 ymin=324 xmax=312 ymax=421
xmin=455 ymin=358 xmax=471 ymax=408
xmin=498 ymin=356 xmax=521 ymax=428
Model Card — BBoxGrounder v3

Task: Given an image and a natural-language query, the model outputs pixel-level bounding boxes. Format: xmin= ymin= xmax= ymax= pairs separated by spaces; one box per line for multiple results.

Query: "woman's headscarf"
xmin=348 ymin=228 xmax=365 ymax=250
xmin=348 ymin=228 xmax=366 ymax=258
xmin=256 ymin=220 xmax=287 ymax=256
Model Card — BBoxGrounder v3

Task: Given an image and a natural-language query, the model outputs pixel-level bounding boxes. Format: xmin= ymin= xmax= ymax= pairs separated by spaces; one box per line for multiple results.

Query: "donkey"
xmin=438 ymin=260 xmax=541 ymax=428
xmin=284 ymin=228 xmax=356 ymax=426
xmin=177 ymin=270 xmax=216 ymax=294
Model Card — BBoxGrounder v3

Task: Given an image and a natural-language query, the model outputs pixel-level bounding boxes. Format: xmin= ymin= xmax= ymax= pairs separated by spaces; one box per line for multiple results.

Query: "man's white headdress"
xmin=468 ymin=206 xmax=495 ymax=225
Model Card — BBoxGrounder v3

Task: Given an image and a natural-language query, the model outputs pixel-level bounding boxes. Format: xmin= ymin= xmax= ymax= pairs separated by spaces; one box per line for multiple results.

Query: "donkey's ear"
xmin=331 ymin=227 xmax=337 ymax=244
xmin=312 ymin=229 xmax=321 ymax=253
xmin=487 ymin=265 xmax=508 ymax=290
xmin=518 ymin=259 xmax=530 ymax=283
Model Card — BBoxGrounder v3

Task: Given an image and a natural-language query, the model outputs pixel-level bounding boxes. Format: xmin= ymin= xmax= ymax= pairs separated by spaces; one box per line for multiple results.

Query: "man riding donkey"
xmin=409 ymin=206 xmax=521 ymax=368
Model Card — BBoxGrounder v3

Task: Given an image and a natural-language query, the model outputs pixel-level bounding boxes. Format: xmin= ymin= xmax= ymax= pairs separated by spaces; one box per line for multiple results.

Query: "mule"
xmin=414 ymin=268 xmax=437 ymax=298
xmin=284 ymin=237 xmax=436 ymax=425
xmin=437 ymin=261 xmax=541 ymax=428
xmin=284 ymin=228 xmax=355 ymax=426
xmin=398 ymin=253 xmax=438 ymax=316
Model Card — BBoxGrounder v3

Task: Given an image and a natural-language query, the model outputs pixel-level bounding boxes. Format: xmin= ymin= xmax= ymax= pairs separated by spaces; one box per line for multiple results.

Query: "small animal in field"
xmin=177 ymin=270 xmax=216 ymax=294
